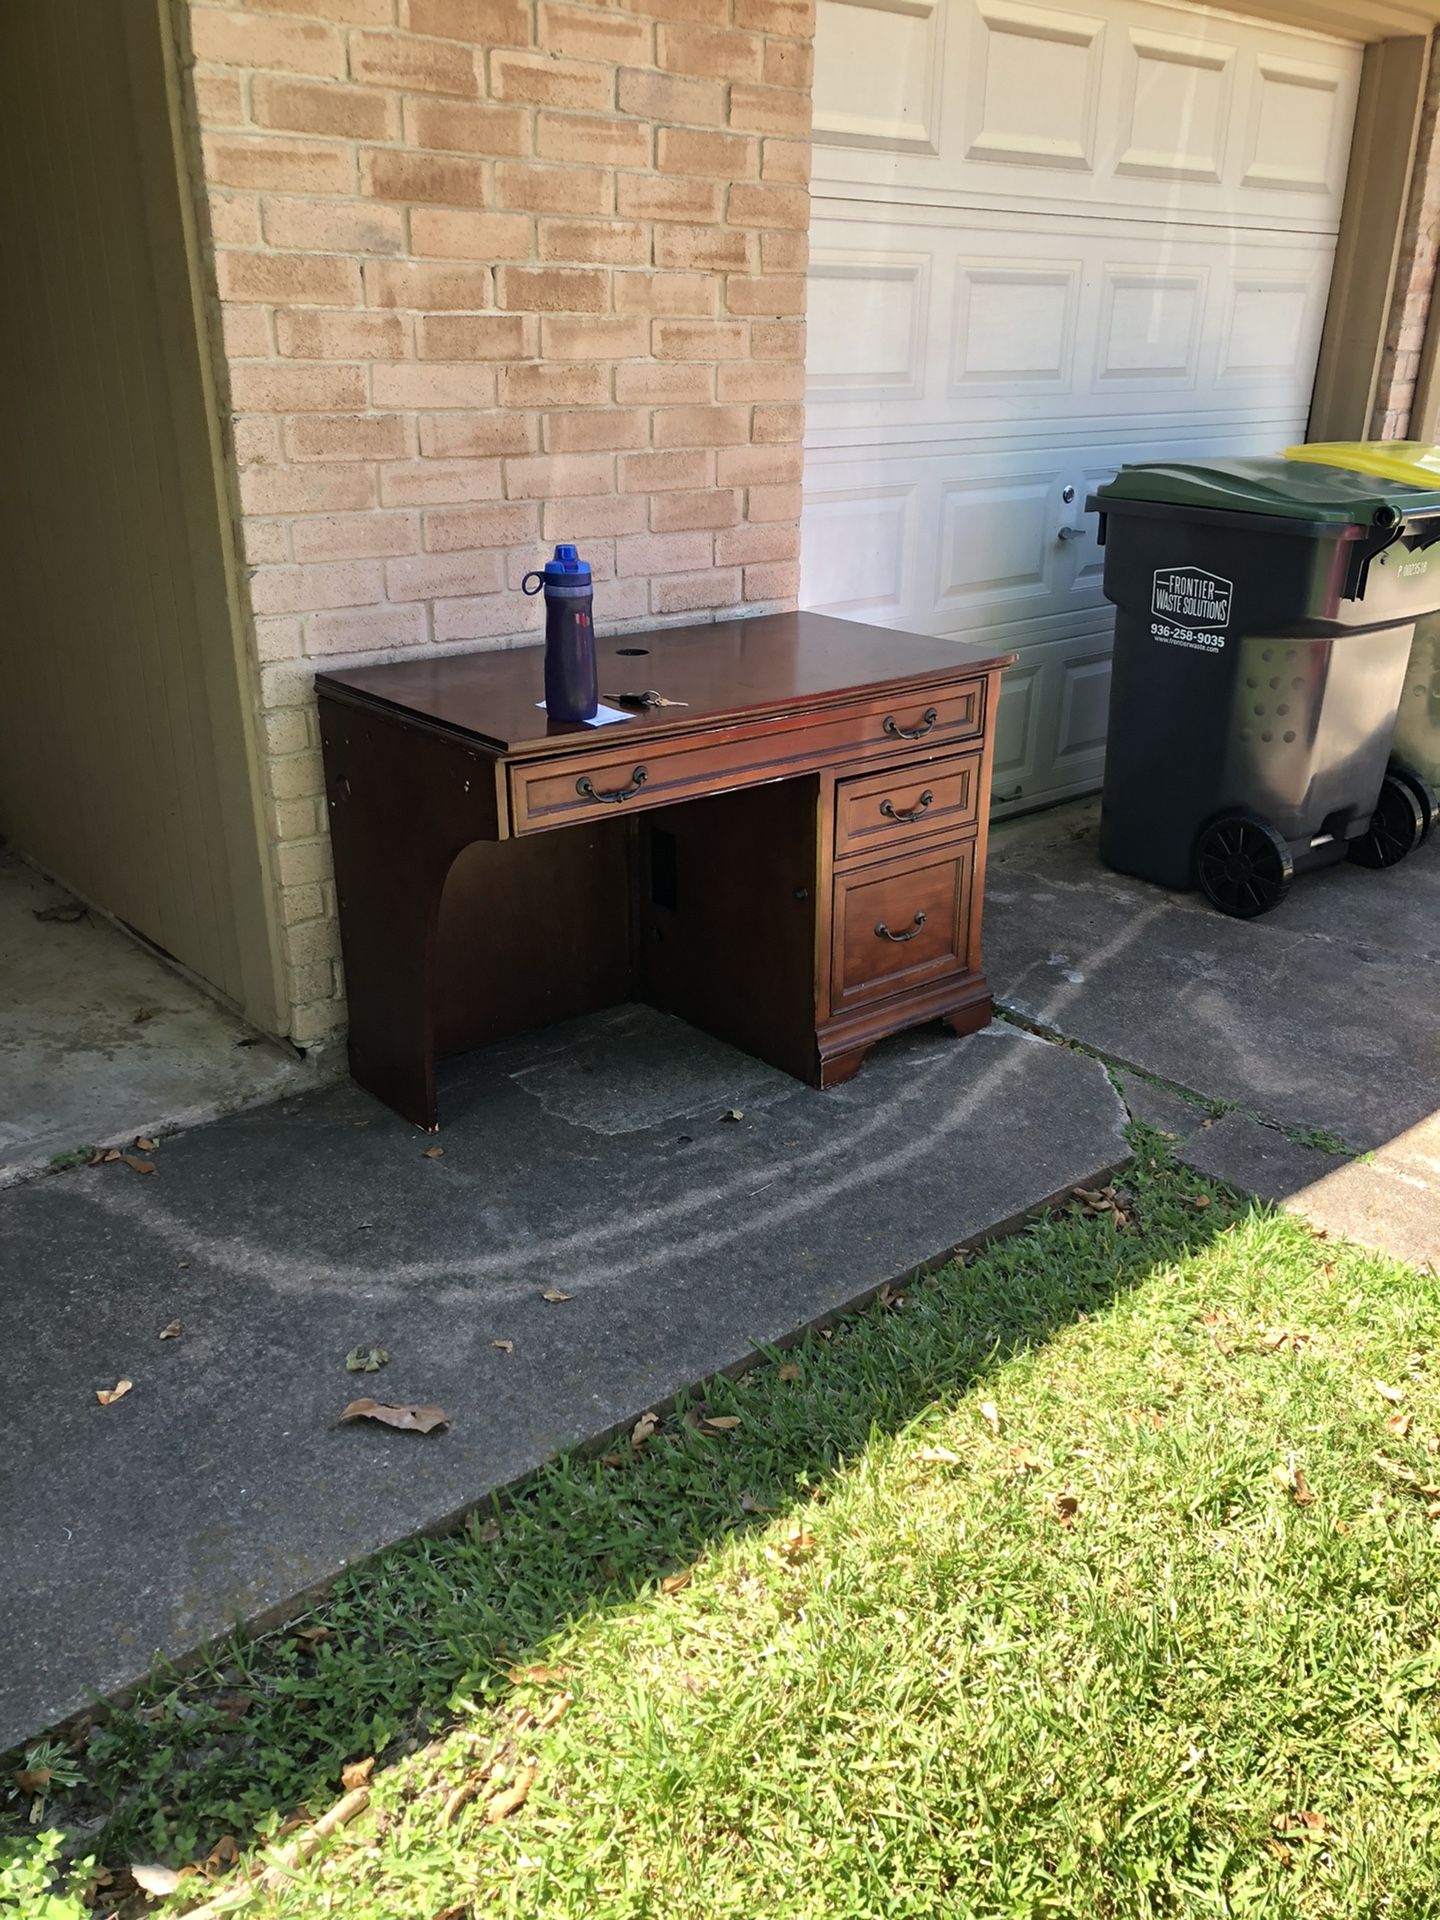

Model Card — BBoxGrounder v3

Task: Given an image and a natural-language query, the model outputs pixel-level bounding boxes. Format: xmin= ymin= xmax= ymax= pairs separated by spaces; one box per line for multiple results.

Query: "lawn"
xmin=9 ymin=1125 xmax=1440 ymax=1919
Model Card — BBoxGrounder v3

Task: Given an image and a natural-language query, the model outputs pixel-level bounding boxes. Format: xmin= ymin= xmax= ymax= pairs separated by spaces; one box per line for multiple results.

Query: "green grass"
xmin=9 ymin=1127 xmax=1440 ymax=1919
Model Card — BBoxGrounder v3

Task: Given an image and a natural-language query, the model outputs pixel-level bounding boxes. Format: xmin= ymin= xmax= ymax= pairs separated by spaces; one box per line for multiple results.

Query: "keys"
xmin=614 ymin=689 xmax=690 ymax=710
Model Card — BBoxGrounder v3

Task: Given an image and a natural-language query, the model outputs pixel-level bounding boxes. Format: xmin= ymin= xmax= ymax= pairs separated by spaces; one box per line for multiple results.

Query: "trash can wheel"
xmin=1348 ymin=772 xmax=1428 ymax=869
xmin=1194 ymin=815 xmax=1294 ymax=919
xmin=1387 ymin=759 xmax=1438 ymax=844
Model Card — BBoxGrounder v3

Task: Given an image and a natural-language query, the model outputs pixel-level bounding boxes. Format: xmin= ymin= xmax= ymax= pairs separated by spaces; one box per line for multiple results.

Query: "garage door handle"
xmin=1057 ymin=525 xmax=1084 ymax=541
xmin=875 ymin=910 xmax=926 ymax=943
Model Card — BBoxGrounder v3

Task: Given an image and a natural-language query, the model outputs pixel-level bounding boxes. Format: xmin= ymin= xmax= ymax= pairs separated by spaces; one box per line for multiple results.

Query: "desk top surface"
xmin=317 ymin=611 xmax=1015 ymax=757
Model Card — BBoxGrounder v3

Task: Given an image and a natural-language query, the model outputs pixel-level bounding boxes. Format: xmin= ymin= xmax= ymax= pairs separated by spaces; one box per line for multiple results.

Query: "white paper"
xmin=536 ymin=701 xmax=634 ymax=727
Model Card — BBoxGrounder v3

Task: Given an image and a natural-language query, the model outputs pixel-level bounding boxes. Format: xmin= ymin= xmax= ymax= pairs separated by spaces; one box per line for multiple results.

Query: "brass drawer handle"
xmin=576 ymin=765 xmax=648 ymax=804
xmin=875 ymin=910 xmax=926 ymax=943
xmin=882 ymin=706 xmax=937 ymax=741
xmin=879 ymin=788 xmax=933 ymax=824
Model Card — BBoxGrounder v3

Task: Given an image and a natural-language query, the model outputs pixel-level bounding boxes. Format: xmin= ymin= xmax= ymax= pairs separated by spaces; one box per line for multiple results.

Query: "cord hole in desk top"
xmin=615 ymin=646 xmax=649 ymax=656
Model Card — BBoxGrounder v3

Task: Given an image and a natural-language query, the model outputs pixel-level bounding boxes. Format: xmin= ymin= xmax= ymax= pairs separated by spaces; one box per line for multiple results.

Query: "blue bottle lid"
xmin=523 ymin=542 xmax=591 ymax=594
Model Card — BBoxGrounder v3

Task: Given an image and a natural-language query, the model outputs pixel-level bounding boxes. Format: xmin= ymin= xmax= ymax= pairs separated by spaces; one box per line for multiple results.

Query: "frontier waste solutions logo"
xmin=1150 ymin=566 xmax=1232 ymax=653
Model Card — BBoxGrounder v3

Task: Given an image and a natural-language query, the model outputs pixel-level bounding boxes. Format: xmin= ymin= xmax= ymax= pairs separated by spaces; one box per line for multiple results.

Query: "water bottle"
xmin=522 ymin=544 xmax=597 ymax=723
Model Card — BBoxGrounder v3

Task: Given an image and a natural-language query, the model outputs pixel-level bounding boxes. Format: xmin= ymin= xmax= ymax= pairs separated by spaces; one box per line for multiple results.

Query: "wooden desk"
xmin=317 ymin=612 xmax=1015 ymax=1131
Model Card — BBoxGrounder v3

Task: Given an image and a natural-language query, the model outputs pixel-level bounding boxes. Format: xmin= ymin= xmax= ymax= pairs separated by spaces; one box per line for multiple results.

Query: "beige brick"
xmin=203 ymin=135 xmax=353 ymax=195
xmin=743 ymin=559 xmax=800 ymax=601
xmin=716 ymin=441 xmax=801 ymax=485
xmin=401 ymin=99 xmax=530 ymax=158
xmin=264 ymin=708 xmax=314 ymax=758
xmin=250 ymin=558 xmax=385 ymax=613
xmin=292 ymin=511 xmax=420 ymax=562
xmin=233 ymin=416 xmax=283 ymax=464
xmin=290 ymin=999 xmax=346 ymax=1046
xmin=717 ymin=360 xmax=804 ymax=403
xmin=499 ymin=361 xmax=609 ymax=407
xmin=714 ymin=520 xmax=799 ymax=564
xmin=750 ymin=318 xmax=805 ymax=358
xmin=269 ymin=751 xmax=326 ymax=802
xmin=286 ymin=413 xmax=409 ymax=461
xmin=385 ymin=549 xmax=506 ymax=601
xmin=652 ymin=317 xmax=746 ymax=359
xmin=658 ymin=23 xmax=762 ymax=82
xmin=425 ymin=503 xmax=541 ymax=550
xmin=496 ymin=161 xmax=612 ymax=215
xmin=263 ymin=197 xmax=405 ymax=254
xmin=254 ymin=614 xmax=304 ymax=661
xmin=653 ymin=403 xmax=748 ymax=448
xmin=351 ymin=29 xmax=479 ymax=96
xmin=621 ymin=0 xmax=728 ymax=21
xmin=728 ymin=181 xmax=809 ymax=229
xmin=404 ymin=0 xmax=531 ymax=43
xmin=230 ymin=364 xmax=368 ymax=413
xmin=733 ymin=0 xmax=814 ymax=31
xmin=244 ymin=520 xmax=291 ymax=565
xmin=763 ymin=39 xmax=813 ymax=89
xmin=651 ymin=567 xmax=741 ymax=613
xmin=495 ymin=265 xmax=609 ymax=313
xmin=535 ymin=112 xmax=651 ymax=169
xmin=277 ymin=309 xmax=410 ymax=359
xmin=655 ymin=225 xmax=752 ymax=271
xmin=287 ymin=958 xmax=336 ymax=1003
xmin=543 ymin=407 xmax=649 ymax=452
xmin=246 ymin=0 xmax=394 ymax=24
xmin=277 ymin=837 xmax=334 ymax=889
xmin=260 ymin=661 xmax=319 ymax=709
xmin=361 ymin=149 xmax=487 ymax=208
xmin=761 ymin=137 xmax=811 ymax=183
xmin=538 ymin=218 xmax=651 ymax=265
xmin=761 ymin=230 xmax=808 ymax=273
xmin=618 ymin=447 xmax=712 ymax=491
xmin=726 ymin=273 xmax=806 ymax=316
xmin=729 ymin=82 xmax=810 ymax=136
xmin=419 ymin=412 xmax=538 ymax=457
xmin=223 ymin=307 xmax=273 ymax=358
xmin=418 ymin=313 xmax=531 ymax=358
xmin=615 ymin=362 xmax=714 ymax=404
xmin=193 ymin=70 xmax=244 ymax=125
xmin=190 ymin=10 xmax=344 ymax=76
xmin=208 ymin=192 xmax=260 ymax=247
xmin=381 ymin=459 xmax=504 ymax=505
xmin=614 ymin=271 xmax=716 ymax=316
xmin=541 ymin=494 xmax=648 ymax=538
xmin=363 ymin=260 xmax=493 ymax=309
xmin=492 ymin=51 xmax=613 ymax=111
xmin=649 ymin=487 xmax=740 ymax=531
xmin=505 ymin=452 xmax=615 ymax=498
xmin=616 ymin=175 xmax=720 ymax=223
xmin=593 ymin=576 xmax=651 ymax=622
xmin=251 ymin=75 xmax=397 ymax=140
xmin=541 ymin=314 xmax=650 ymax=358
xmin=615 ymin=529 xmax=713 ymax=575
xmin=240 ymin=463 xmax=377 ymax=515
xmin=306 ymin=602 xmax=429 ymax=654
xmin=216 ymin=251 xmax=360 ymax=305
xmin=433 ymin=593 xmax=539 ymax=642
xmin=411 ymin=208 xmax=533 ymax=259
xmin=752 ymin=401 xmax=804 ymax=441
xmin=271 ymin=797 xmax=321 ymax=838
xmin=372 ymin=362 xmax=497 ymax=408
xmin=617 ymin=68 xmax=724 ymax=126
xmin=539 ymin=5 xmax=652 ymax=64
xmin=657 ymin=126 xmax=758 ymax=178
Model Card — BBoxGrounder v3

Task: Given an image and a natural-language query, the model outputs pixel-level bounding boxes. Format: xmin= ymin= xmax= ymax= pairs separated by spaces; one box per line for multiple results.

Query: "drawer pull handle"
xmin=882 ymin=706 xmax=938 ymax=741
xmin=576 ymin=765 xmax=648 ymax=804
xmin=875 ymin=910 xmax=927 ymax=943
xmin=879 ymin=788 xmax=933 ymax=824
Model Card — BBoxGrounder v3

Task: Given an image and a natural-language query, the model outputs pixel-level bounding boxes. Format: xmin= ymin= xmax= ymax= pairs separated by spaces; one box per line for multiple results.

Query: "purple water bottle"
xmin=522 ymin=544 xmax=597 ymax=723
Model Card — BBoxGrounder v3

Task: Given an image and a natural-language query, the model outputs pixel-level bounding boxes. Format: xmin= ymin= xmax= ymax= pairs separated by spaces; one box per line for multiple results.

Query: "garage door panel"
xmin=812 ymin=0 xmax=948 ymax=155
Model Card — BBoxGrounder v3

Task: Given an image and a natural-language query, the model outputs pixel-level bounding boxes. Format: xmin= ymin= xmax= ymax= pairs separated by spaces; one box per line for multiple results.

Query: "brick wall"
xmin=1372 ymin=30 xmax=1440 ymax=441
xmin=178 ymin=0 xmax=814 ymax=1046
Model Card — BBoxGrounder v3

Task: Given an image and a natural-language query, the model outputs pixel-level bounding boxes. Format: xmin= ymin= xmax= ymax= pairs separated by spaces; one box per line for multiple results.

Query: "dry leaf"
xmin=914 ymin=1445 xmax=963 ymax=1466
xmin=877 ymin=1283 xmax=902 ymax=1310
xmin=294 ymin=1624 xmax=331 ymax=1647
xmin=1053 ymin=1491 xmax=1080 ymax=1525
xmin=1273 ymin=1456 xmax=1315 ymax=1505
xmin=979 ymin=1400 xmax=1002 ymax=1435
xmin=1258 ymin=1327 xmax=1312 ymax=1353
xmin=341 ymin=1398 xmax=448 ymax=1435
xmin=121 ymin=1154 xmax=156 ymax=1176
xmin=1181 ymin=1192 xmax=1211 ymax=1210
xmin=493 ymin=1339 xmax=514 ymax=1354
xmin=1273 ymin=1809 xmax=1330 ymax=1838
xmin=131 ymin=1864 xmax=182 ymax=1896
xmin=203 ymin=1835 xmax=238 ymax=1877
xmin=769 ymin=1528 xmax=817 ymax=1564
xmin=471 ymin=1515 xmax=500 ymax=1543
xmin=13 ymin=1769 xmax=52 ymax=1795
xmin=533 ymin=1692 xmax=573 ymax=1731
xmin=660 ymin=1570 xmax=692 ymax=1594
xmin=631 ymin=1411 xmax=658 ymax=1447
xmin=89 ymin=1148 xmax=121 ymax=1165
xmin=721 ymin=1108 xmax=744 ymax=1122
xmin=34 ymin=901 xmax=87 ymax=924
xmin=345 ymin=1345 xmax=388 ymax=1373
xmin=1007 ymin=1446 xmax=1043 ymax=1474
xmin=134 ymin=1136 xmax=157 ymax=1153
xmin=541 ymin=1289 xmax=573 ymax=1304
xmin=133 ymin=1007 xmax=155 ymax=1025
xmin=485 ymin=1763 xmax=536 ymax=1823
xmin=95 ymin=1380 xmax=133 ymax=1407
xmin=777 ymin=1363 xmax=800 ymax=1384
xmin=508 ymin=1663 xmax=568 ymax=1686
xmin=158 ymin=1319 xmax=182 ymax=1340
xmin=341 ymin=1757 xmax=375 ymax=1791
xmin=1373 ymin=1380 xmax=1406 ymax=1405
xmin=701 ymin=1414 xmax=741 ymax=1432
xmin=601 ymin=1451 xmax=626 ymax=1468
xmin=1385 ymin=1410 xmax=1413 ymax=1439
xmin=423 ymin=1145 xmax=445 ymax=1159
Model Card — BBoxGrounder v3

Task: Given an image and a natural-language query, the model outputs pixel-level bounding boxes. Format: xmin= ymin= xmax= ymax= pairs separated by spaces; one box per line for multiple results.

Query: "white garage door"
xmin=800 ymin=0 xmax=1364 ymax=814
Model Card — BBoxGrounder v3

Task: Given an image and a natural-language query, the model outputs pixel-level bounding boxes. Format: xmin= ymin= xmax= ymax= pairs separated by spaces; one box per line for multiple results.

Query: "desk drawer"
xmin=834 ymin=751 xmax=980 ymax=864
xmin=829 ymin=836 xmax=975 ymax=1016
xmin=508 ymin=679 xmax=984 ymax=834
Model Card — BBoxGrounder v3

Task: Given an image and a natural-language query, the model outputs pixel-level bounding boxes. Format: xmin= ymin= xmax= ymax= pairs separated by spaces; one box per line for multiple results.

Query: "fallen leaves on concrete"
xmin=159 ymin=1319 xmax=182 ymax=1340
xmin=95 ymin=1380 xmax=133 ymax=1407
xmin=345 ymin=1345 xmax=388 ymax=1373
xmin=541 ymin=1289 xmax=573 ymax=1303
xmin=341 ymin=1399 xmax=448 ymax=1435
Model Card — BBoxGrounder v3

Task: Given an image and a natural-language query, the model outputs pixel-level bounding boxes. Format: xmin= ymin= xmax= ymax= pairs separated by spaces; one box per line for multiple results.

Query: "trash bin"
xmin=1086 ymin=456 xmax=1440 ymax=917
xmin=1285 ymin=441 xmax=1440 ymax=806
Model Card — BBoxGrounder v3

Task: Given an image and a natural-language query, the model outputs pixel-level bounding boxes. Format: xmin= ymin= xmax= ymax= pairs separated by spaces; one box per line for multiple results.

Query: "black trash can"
xmin=1086 ymin=457 xmax=1440 ymax=917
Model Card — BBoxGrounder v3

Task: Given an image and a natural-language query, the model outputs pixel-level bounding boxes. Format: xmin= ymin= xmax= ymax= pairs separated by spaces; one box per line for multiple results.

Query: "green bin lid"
xmin=1092 ymin=455 xmax=1440 ymax=526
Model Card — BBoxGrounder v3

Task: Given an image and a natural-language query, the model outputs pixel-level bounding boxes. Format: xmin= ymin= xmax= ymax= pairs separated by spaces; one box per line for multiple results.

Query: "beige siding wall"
xmin=178 ymin=0 xmax=815 ymax=1045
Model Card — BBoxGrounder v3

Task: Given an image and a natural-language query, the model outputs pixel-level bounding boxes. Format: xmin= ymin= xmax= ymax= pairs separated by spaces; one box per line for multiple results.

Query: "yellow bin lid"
xmin=1283 ymin=440 xmax=1440 ymax=485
